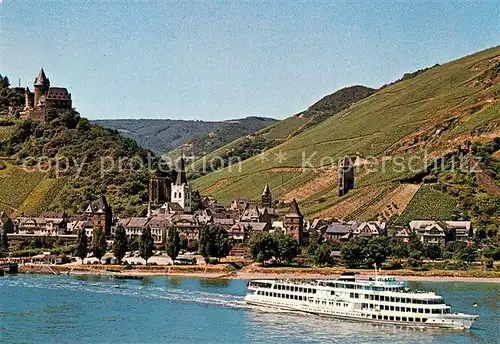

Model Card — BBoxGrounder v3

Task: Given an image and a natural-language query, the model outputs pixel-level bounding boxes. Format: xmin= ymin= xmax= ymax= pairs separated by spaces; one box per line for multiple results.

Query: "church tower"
xmin=171 ymin=156 xmax=192 ymax=213
xmin=284 ymin=199 xmax=304 ymax=245
xmin=33 ymin=68 xmax=50 ymax=107
xmin=261 ymin=184 xmax=272 ymax=207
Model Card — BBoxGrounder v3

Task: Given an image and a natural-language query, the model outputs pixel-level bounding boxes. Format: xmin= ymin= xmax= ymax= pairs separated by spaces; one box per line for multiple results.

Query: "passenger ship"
xmin=244 ymin=271 xmax=478 ymax=329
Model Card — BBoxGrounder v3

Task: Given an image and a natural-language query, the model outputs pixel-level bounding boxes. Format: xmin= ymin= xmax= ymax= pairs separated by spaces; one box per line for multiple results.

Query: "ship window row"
xmin=325 ymin=283 xmax=402 ymax=291
xmin=371 ymin=315 xmax=428 ymax=322
xmin=364 ymin=294 xmax=444 ymax=304
xmin=259 ymin=291 xmax=308 ymax=301
xmin=362 ymin=303 xmax=450 ymax=314
xmin=275 ymin=285 xmax=316 ymax=294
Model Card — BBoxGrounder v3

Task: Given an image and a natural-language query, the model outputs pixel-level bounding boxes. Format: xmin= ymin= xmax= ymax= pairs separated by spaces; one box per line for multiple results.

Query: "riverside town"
xmin=0 ymin=2 xmax=499 ymax=343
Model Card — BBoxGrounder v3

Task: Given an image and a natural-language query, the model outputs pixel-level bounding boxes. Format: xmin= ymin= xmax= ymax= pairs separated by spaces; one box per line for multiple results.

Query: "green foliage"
xmin=299 ymin=85 xmax=376 ymax=131
xmin=191 ymin=190 xmax=203 ymax=211
xmin=453 ymin=246 xmax=477 ymax=263
xmin=0 ymin=94 xmax=174 ymax=216
xmin=394 ymin=185 xmax=457 ymax=225
xmin=0 ymin=229 xmax=9 ymax=256
xmin=165 ymin=226 xmax=181 ymax=262
xmin=340 ymin=240 xmax=364 ymax=268
xmin=314 ymin=242 xmax=335 ymax=266
xmin=340 ymin=236 xmax=391 ymax=268
xmin=199 ymin=225 xmax=233 ymax=263
xmin=273 ymin=232 xmax=300 ymax=264
xmin=422 ymin=243 xmax=442 ymax=260
xmin=249 ymin=232 xmax=278 ymax=265
xmin=91 ymin=225 xmax=106 ymax=262
xmin=406 ymin=250 xmax=423 ymax=269
xmin=74 ymin=229 xmax=88 ymax=263
xmin=113 ymin=225 xmax=128 ymax=264
xmin=95 ymin=117 xmax=277 ymax=155
xmin=128 ymin=237 xmax=139 ymax=251
xmin=390 ymin=240 xmax=409 ymax=259
xmin=139 ymin=227 xmax=154 ymax=263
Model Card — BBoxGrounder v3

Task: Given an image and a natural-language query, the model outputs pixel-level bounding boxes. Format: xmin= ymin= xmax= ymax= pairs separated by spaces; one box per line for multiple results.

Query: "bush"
xmin=123 ymin=264 xmax=132 ymax=270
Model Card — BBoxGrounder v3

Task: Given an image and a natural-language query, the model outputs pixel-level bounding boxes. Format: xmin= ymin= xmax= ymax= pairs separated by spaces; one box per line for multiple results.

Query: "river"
xmin=0 ymin=275 xmax=498 ymax=343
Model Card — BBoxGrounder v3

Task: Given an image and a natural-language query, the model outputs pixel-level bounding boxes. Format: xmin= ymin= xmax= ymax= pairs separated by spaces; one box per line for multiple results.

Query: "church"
xmin=171 ymin=156 xmax=192 ymax=213
xmin=22 ymin=68 xmax=73 ymax=121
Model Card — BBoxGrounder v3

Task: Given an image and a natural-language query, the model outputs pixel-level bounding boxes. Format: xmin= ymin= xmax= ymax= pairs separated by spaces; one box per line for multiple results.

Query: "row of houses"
xmin=322 ymin=220 xmax=473 ymax=246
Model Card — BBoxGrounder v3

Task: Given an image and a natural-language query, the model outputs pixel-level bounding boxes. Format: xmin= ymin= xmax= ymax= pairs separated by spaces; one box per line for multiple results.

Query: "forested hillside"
xmin=94 ymin=116 xmax=277 ymax=155
xmin=0 ymin=76 xmax=174 ymax=217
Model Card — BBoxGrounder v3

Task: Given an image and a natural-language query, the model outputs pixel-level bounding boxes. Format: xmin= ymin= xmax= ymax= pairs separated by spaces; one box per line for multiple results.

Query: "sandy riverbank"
xmin=15 ymin=264 xmax=500 ymax=283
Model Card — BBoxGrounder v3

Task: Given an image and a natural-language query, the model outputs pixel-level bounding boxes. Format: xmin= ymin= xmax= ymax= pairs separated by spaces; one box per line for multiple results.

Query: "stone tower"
xmin=338 ymin=156 xmax=355 ymax=196
xmin=33 ymin=68 xmax=50 ymax=107
xmin=91 ymin=195 xmax=113 ymax=236
xmin=261 ymin=184 xmax=272 ymax=207
xmin=171 ymin=156 xmax=192 ymax=213
xmin=285 ymin=199 xmax=304 ymax=245
xmin=149 ymin=175 xmax=168 ymax=203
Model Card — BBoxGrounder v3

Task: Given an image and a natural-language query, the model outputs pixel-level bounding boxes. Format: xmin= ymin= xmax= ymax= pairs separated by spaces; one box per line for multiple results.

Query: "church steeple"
xmin=175 ymin=155 xmax=187 ymax=185
xmin=171 ymin=155 xmax=191 ymax=213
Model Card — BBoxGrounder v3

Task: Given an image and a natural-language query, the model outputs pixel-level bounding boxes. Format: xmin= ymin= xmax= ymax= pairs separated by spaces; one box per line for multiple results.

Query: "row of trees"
xmin=247 ymin=229 xmax=490 ymax=268
xmin=74 ymin=225 xmax=156 ymax=264
xmin=74 ymin=225 xmax=235 ymax=265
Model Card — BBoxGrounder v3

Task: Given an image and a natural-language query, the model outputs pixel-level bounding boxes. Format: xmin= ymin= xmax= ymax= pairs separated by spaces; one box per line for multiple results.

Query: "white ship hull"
xmin=244 ymin=275 xmax=478 ymax=330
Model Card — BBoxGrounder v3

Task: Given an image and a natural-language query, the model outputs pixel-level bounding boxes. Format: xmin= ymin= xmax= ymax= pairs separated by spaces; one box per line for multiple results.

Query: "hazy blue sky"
xmin=1 ymin=1 xmax=498 ymax=121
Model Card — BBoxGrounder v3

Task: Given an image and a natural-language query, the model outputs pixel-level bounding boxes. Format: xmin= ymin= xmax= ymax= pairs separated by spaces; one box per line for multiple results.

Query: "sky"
xmin=0 ymin=1 xmax=499 ymax=121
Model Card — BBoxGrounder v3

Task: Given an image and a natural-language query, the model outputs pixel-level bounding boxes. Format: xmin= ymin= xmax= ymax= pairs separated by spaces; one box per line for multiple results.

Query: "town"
xmin=0 ymin=154 xmax=486 ymax=271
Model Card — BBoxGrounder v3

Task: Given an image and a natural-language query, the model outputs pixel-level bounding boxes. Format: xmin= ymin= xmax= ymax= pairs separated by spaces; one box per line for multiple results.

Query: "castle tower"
xmin=261 ymin=184 xmax=272 ymax=207
xmin=285 ymin=199 xmax=304 ymax=245
xmin=33 ymin=68 xmax=50 ymax=107
xmin=24 ymin=87 xmax=34 ymax=110
xmin=92 ymin=195 xmax=113 ymax=236
xmin=171 ymin=156 xmax=192 ymax=213
xmin=338 ymin=156 xmax=355 ymax=196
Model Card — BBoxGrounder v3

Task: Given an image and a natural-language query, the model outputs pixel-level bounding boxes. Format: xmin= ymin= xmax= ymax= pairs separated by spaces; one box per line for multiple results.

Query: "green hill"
xmin=0 ymin=74 xmax=175 ymax=217
xmin=189 ymin=85 xmax=376 ymax=177
xmin=93 ymin=116 xmax=277 ymax=155
xmin=192 ymin=47 xmax=500 ymax=227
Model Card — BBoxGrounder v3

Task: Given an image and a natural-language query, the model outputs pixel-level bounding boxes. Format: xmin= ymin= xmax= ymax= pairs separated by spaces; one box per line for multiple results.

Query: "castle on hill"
xmin=21 ymin=68 xmax=73 ymax=121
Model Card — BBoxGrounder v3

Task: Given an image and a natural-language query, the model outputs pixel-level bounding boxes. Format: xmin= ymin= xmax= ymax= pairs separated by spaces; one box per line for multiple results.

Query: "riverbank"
xmin=15 ymin=264 xmax=500 ymax=283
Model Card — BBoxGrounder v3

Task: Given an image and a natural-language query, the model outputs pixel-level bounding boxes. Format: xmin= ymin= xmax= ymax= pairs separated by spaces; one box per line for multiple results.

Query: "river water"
xmin=0 ymin=275 xmax=498 ymax=343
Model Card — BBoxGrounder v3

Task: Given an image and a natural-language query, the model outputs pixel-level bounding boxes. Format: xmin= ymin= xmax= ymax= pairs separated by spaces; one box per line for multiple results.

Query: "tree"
xmin=91 ymin=225 xmax=107 ymax=263
xmin=0 ymin=229 xmax=9 ymax=257
xmin=199 ymin=226 xmax=233 ymax=263
xmin=363 ymin=236 xmax=391 ymax=266
xmin=314 ymin=242 xmax=334 ymax=266
xmin=249 ymin=232 xmax=278 ymax=265
xmin=340 ymin=240 xmax=363 ymax=268
xmin=191 ymin=190 xmax=203 ymax=211
xmin=391 ymin=240 xmax=409 ymax=261
xmin=406 ymin=250 xmax=423 ymax=269
xmin=139 ymin=227 xmax=155 ymax=264
xmin=113 ymin=225 xmax=128 ymax=264
xmin=408 ymin=232 xmax=423 ymax=252
xmin=166 ymin=226 xmax=181 ymax=263
xmin=423 ymin=243 xmax=442 ymax=260
xmin=128 ymin=237 xmax=139 ymax=251
xmin=274 ymin=232 xmax=300 ymax=264
xmin=454 ymin=246 xmax=477 ymax=263
xmin=74 ymin=228 xmax=88 ymax=263
xmin=214 ymin=227 xmax=232 ymax=262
